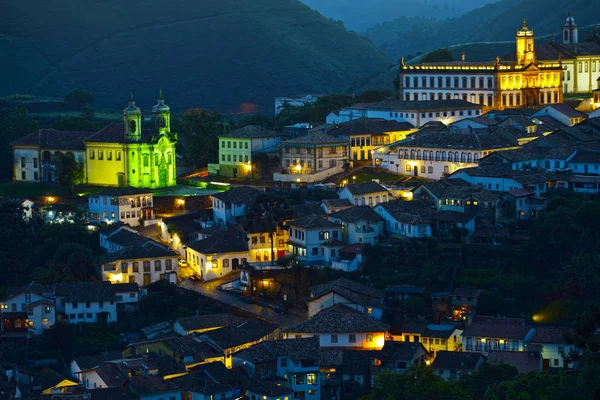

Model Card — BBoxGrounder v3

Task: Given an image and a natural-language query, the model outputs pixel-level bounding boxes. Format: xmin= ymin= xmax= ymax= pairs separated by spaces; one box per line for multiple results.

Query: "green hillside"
xmin=365 ymin=0 xmax=597 ymax=60
xmin=0 ymin=0 xmax=391 ymax=114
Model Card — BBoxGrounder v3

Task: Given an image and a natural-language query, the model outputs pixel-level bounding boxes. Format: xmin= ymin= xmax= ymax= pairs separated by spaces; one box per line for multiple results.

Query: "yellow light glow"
xmin=375 ymin=336 xmax=385 ymax=349
xmin=296 ymin=178 xmax=300 ymax=183
xmin=245 ymin=164 xmax=252 ymax=171
xmin=499 ymin=339 xmax=504 ymax=344
xmin=176 ymin=198 xmax=185 ymax=206
xmin=110 ymin=273 xmax=123 ymax=283
xmin=295 ymin=165 xmax=302 ymax=172
xmin=425 ymin=359 xmax=431 ymax=366
xmin=47 ymin=196 xmax=55 ymax=203
xmin=206 ymin=262 xmax=213 ymax=269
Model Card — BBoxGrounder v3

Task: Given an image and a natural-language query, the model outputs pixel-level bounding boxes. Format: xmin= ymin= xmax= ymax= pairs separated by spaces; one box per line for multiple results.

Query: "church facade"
xmin=12 ymin=92 xmax=177 ymax=189
xmin=398 ymin=20 xmax=563 ymax=111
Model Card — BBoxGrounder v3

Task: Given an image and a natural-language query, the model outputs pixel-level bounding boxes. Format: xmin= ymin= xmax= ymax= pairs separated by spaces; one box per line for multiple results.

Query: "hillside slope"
xmin=0 ymin=0 xmax=391 ymax=113
xmin=365 ymin=0 xmax=597 ymax=60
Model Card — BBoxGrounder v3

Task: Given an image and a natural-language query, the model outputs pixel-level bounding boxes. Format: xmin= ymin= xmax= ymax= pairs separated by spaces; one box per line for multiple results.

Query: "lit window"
xmin=367 ymin=307 xmax=372 ymax=314
xmin=306 ymin=373 xmax=317 ymax=385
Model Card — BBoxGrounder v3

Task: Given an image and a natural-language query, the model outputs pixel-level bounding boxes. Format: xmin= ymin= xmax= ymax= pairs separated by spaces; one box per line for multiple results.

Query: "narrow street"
xmin=179 ymin=278 xmax=305 ymax=328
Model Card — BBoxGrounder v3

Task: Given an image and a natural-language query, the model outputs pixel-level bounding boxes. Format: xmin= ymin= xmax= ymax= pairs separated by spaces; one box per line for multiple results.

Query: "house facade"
xmin=328 ymin=206 xmax=384 ymax=246
xmin=461 ymin=316 xmax=536 ymax=355
xmin=87 ymin=188 xmax=154 ymax=226
xmin=307 ymin=278 xmax=385 ymax=320
xmin=100 ymin=244 xmax=178 ymax=286
xmin=212 ymin=186 xmax=262 ymax=225
xmin=287 ymin=215 xmax=343 ymax=263
xmin=338 ymin=181 xmax=391 ymax=207
xmin=210 ymin=126 xmax=286 ymax=178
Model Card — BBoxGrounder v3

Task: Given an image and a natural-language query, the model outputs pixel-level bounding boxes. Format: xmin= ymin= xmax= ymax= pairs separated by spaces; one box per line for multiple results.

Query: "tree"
xmin=64 ymin=89 xmax=94 ymax=109
xmin=52 ymin=116 xmax=101 ymax=132
xmin=54 ymin=152 xmax=84 ymax=192
xmin=175 ymin=108 xmax=228 ymax=168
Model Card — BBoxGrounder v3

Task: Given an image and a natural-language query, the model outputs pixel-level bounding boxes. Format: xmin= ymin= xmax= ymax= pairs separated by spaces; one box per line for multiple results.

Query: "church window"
xmin=99 ymin=151 xmax=103 ymax=160
xmin=168 ymin=153 xmax=172 ymax=164
xmin=462 ymin=94 xmax=467 ymax=101
xmin=567 ymin=71 xmax=571 ymax=81
xmin=143 ymin=156 xmax=148 ymax=167
xmin=502 ymin=94 xmax=507 ymax=106
xmin=579 ymin=63 xmax=582 ymax=73
xmin=129 ymin=120 xmax=136 ymax=133
xmin=116 ymin=151 xmax=121 ymax=161
xmin=467 ymin=110 xmax=472 ymax=116
xmin=107 ymin=151 xmax=112 ymax=160
xmin=154 ymin=154 xmax=158 ymax=165
xmin=585 ymin=63 xmax=589 ymax=73
xmin=90 ymin=150 xmax=95 ymax=160
xmin=564 ymin=30 xmax=569 ymax=42
xmin=422 ymin=93 xmax=427 ymax=100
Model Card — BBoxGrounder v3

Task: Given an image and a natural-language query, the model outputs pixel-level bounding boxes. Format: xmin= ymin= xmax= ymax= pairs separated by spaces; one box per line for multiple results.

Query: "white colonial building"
xmin=286 ymin=214 xmax=343 ymax=263
xmin=212 ymin=186 xmax=262 ymax=225
xmin=88 ymin=188 xmax=154 ymax=226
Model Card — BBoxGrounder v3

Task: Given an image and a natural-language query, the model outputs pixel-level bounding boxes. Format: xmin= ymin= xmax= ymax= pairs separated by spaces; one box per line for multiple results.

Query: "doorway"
xmin=413 ymin=166 xmax=418 ymax=177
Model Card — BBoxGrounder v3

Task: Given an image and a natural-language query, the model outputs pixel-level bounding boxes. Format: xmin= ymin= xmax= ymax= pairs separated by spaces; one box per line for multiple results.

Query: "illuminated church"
xmin=398 ymin=20 xmax=563 ymax=110
xmin=12 ymin=92 xmax=177 ymax=189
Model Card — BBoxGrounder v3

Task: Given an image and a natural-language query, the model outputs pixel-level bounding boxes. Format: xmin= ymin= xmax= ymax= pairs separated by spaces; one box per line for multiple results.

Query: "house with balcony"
xmin=87 ymin=188 xmax=154 ymax=226
xmin=283 ymin=310 xmax=388 ymax=350
xmin=461 ymin=316 xmax=536 ymax=355
xmin=420 ymin=325 xmax=464 ymax=357
xmin=307 ymin=278 xmax=385 ymax=320
xmin=530 ymin=325 xmax=579 ymax=370
xmin=326 ymin=118 xmax=417 ymax=161
xmin=286 ymin=214 xmax=342 ymax=264
xmin=99 ymin=244 xmax=178 ymax=286
xmin=212 ymin=186 xmax=263 ymax=225
xmin=338 ymin=181 xmax=391 ymax=207
xmin=432 ymin=351 xmax=485 ymax=380
xmin=373 ymin=129 xmax=518 ymax=180
xmin=186 ymin=226 xmax=249 ymax=282
xmin=328 ymin=206 xmax=384 ymax=246
xmin=274 ymin=131 xmax=350 ymax=183
xmin=374 ymin=200 xmax=434 ymax=238
xmin=209 ymin=125 xmax=287 ymax=178
xmin=233 ymin=337 xmax=321 ymax=400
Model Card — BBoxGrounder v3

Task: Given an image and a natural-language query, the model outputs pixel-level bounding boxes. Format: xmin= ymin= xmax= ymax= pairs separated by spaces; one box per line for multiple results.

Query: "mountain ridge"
xmin=1 ymin=0 xmax=391 ymax=113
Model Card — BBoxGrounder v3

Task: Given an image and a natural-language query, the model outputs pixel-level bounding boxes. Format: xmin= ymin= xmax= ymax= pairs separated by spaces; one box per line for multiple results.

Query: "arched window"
xmin=438 ymin=77 xmax=443 ymax=87
xmin=446 ymin=77 xmax=451 ymax=87
xmin=435 ymin=151 xmax=440 ymax=161
xmin=422 ymin=93 xmax=427 ymax=100
xmin=430 ymin=77 xmax=435 ymax=87
xmin=460 ymin=152 xmax=466 ymax=162
xmin=448 ymin=152 xmax=454 ymax=162
xmin=416 ymin=150 xmax=421 ymax=159
xmin=405 ymin=77 xmax=410 ymax=87
xmin=430 ymin=151 xmax=435 ymax=161
xmin=428 ymin=166 xmax=433 ymax=174
xmin=479 ymin=78 xmax=484 ymax=88
xmin=438 ymin=93 xmax=443 ymax=100
xmin=446 ymin=93 xmax=451 ymax=100
xmin=462 ymin=77 xmax=468 ymax=88
xmin=467 ymin=153 xmax=473 ymax=163
xmin=410 ymin=150 xmax=415 ymax=160
xmin=471 ymin=77 xmax=476 ymax=88
xmin=455 ymin=152 xmax=459 ymax=161
xmin=422 ymin=77 xmax=427 ymax=87
xmin=474 ymin=153 xmax=479 ymax=161
xmin=488 ymin=77 xmax=493 ymax=88
xmin=442 ymin=151 xmax=447 ymax=161
xmin=421 ymin=166 xmax=426 ymax=174
xmin=404 ymin=150 xmax=409 ymax=159
xmin=413 ymin=77 xmax=419 ymax=87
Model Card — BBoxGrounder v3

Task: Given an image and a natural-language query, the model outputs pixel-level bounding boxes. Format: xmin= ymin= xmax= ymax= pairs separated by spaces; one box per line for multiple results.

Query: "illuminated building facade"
xmin=399 ymin=20 xmax=563 ymax=111
xmin=87 ymin=188 xmax=154 ymax=226
xmin=11 ymin=92 xmax=177 ymax=189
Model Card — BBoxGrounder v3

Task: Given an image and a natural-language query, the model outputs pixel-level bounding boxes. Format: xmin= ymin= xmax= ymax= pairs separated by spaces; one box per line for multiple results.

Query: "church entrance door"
xmin=159 ymin=166 xmax=167 ymax=187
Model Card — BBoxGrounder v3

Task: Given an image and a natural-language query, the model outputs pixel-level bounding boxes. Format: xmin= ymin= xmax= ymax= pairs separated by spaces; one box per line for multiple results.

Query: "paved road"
xmin=179 ymin=279 xmax=305 ymax=328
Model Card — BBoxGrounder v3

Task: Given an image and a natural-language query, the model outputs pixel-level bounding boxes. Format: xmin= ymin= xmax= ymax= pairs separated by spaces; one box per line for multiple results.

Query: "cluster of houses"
xmin=0 ymin=276 xmax=579 ymax=399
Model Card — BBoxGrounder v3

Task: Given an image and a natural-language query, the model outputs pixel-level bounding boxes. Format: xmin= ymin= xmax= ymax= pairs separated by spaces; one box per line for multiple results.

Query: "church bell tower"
xmin=516 ymin=19 xmax=536 ymax=65
xmin=562 ymin=12 xmax=578 ymax=44
xmin=152 ymin=89 xmax=171 ymax=136
xmin=124 ymin=92 xmax=142 ymax=142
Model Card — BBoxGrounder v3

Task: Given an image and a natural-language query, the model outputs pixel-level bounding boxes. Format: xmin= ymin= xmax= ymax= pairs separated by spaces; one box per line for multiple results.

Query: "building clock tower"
xmin=124 ymin=92 xmax=142 ymax=142
xmin=516 ymin=19 xmax=536 ymax=66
